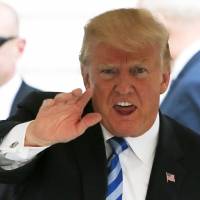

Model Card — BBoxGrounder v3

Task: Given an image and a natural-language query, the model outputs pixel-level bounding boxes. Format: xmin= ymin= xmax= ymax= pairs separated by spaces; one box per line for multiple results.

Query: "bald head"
xmin=0 ymin=2 xmax=25 ymax=87
xmin=138 ymin=0 xmax=200 ymax=21
xmin=0 ymin=2 xmax=19 ymax=37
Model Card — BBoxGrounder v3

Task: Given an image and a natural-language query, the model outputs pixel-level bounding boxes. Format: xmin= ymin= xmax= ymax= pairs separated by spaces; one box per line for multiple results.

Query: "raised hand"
xmin=25 ymin=88 xmax=102 ymax=147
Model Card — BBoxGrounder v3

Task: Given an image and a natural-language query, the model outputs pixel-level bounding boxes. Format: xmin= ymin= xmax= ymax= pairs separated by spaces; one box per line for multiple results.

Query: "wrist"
xmin=25 ymin=121 xmax=49 ymax=147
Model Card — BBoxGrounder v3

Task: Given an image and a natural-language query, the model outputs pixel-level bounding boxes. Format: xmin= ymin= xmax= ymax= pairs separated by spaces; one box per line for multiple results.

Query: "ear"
xmin=81 ymin=64 xmax=91 ymax=89
xmin=160 ymin=70 xmax=170 ymax=94
xmin=16 ymin=38 xmax=26 ymax=56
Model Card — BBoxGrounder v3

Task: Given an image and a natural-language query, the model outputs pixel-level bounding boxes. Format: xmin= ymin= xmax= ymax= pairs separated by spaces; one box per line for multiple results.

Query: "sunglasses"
xmin=0 ymin=36 xmax=16 ymax=47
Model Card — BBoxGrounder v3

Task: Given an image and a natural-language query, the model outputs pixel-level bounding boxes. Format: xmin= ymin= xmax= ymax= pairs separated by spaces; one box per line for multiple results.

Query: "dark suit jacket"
xmin=0 ymin=81 xmax=38 ymax=199
xmin=0 ymin=91 xmax=200 ymax=200
xmin=161 ymin=50 xmax=200 ymax=134
xmin=9 ymin=81 xmax=38 ymax=117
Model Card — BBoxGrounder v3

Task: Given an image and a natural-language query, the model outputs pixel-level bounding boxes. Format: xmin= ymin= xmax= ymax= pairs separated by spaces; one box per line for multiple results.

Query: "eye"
xmin=100 ymin=67 xmax=118 ymax=79
xmin=130 ymin=65 xmax=149 ymax=78
xmin=101 ymin=68 xmax=116 ymax=74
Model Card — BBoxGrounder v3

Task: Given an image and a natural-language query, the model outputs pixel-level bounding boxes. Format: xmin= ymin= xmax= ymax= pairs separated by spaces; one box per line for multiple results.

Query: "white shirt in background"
xmin=0 ymin=73 xmax=22 ymax=120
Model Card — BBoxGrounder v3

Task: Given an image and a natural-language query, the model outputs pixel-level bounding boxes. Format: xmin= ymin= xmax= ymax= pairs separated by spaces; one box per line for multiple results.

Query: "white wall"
xmin=4 ymin=0 xmax=138 ymax=92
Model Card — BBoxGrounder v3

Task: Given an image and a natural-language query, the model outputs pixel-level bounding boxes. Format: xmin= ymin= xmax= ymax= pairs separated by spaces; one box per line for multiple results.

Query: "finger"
xmin=71 ymin=88 xmax=82 ymax=97
xmin=76 ymin=88 xmax=93 ymax=111
xmin=54 ymin=88 xmax=82 ymax=103
xmin=67 ymin=88 xmax=83 ymax=104
xmin=40 ymin=99 xmax=55 ymax=109
xmin=76 ymin=113 xmax=102 ymax=134
xmin=54 ymin=92 xmax=73 ymax=103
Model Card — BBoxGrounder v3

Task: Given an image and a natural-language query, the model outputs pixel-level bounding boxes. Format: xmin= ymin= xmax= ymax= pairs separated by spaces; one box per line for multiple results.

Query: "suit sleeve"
xmin=0 ymin=91 xmax=56 ymax=183
xmin=161 ymin=78 xmax=200 ymax=134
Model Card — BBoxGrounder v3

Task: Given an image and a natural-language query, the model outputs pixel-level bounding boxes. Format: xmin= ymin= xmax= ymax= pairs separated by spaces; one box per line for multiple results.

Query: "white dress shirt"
xmin=102 ymin=114 xmax=159 ymax=200
xmin=160 ymin=40 xmax=200 ymax=104
xmin=0 ymin=114 xmax=159 ymax=200
xmin=0 ymin=122 xmax=48 ymax=169
xmin=0 ymin=73 xmax=22 ymax=120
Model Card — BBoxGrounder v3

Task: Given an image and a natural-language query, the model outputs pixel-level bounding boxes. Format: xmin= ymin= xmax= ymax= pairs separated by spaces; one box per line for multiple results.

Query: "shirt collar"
xmin=101 ymin=113 xmax=160 ymax=164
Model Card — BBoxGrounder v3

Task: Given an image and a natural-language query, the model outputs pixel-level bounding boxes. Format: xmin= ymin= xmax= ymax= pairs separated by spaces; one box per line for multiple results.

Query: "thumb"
xmin=76 ymin=113 xmax=102 ymax=134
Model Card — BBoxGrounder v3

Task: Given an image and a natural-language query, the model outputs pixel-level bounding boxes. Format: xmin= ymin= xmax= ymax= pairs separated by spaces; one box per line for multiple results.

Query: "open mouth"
xmin=113 ymin=101 xmax=137 ymax=115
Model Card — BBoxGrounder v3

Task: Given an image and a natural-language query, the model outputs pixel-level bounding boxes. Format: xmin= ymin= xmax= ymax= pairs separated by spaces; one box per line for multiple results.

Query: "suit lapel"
xmin=146 ymin=114 xmax=186 ymax=200
xmin=73 ymin=120 xmax=107 ymax=200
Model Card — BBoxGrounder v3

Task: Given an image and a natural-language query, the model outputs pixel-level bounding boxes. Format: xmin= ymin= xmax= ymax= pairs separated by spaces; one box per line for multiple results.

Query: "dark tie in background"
xmin=106 ymin=137 xmax=128 ymax=200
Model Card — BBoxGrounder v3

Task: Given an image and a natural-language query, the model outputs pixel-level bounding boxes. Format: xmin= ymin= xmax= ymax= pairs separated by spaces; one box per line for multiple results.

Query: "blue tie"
xmin=106 ymin=137 xmax=128 ymax=200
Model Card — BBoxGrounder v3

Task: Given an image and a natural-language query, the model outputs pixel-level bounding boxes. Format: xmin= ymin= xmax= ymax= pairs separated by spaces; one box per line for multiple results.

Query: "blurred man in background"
xmin=0 ymin=2 xmax=37 ymax=120
xmin=0 ymin=2 xmax=38 ymax=198
xmin=138 ymin=0 xmax=200 ymax=134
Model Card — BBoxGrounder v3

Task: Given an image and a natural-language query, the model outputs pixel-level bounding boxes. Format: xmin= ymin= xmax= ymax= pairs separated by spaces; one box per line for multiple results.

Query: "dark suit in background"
xmin=0 ymin=2 xmax=40 ymax=198
xmin=0 ymin=81 xmax=38 ymax=200
xmin=0 ymin=91 xmax=200 ymax=200
xmin=161 ymin=51 xmax=200 ymax=134
xmin=9 ymin=81 xmax=39 ymax=117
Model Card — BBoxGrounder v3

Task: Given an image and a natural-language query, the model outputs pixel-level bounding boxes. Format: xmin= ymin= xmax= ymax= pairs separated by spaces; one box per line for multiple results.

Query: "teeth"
xmin=116 ymin=102 xmax=132 ymax=107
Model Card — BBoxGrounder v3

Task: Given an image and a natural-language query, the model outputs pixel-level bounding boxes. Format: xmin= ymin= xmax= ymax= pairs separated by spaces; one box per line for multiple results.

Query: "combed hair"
xmin=79 ymin=8 xmax=171 ymax=69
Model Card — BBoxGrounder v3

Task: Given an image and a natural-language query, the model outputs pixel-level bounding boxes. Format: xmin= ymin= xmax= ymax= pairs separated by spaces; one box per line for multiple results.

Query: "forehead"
xmin=0 ymin=10 xmax=17 ymax=36
xmin=89 ymin=42 xmax=161 ymax=65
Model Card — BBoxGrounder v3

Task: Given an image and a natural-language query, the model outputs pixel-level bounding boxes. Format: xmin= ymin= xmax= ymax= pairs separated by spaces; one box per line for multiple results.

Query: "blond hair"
xmin=79 ymin=8 xmax=171 ymax=69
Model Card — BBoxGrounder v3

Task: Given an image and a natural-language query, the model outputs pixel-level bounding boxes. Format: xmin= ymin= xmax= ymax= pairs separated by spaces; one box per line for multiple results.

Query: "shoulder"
xmin=19 ymin=90 xmax=59 ymax=107
xmin=13 ymin=91 xmax=59 ymax=120
xmin=17 ymin=81 xmax=38 ymax=94
xmin=159 ymin=114 xmax=200 ymax=171
xmin=22 ymin=90 xmax=59 ymax=101
xmin=160 ymin=114 xmax=200 ymax=156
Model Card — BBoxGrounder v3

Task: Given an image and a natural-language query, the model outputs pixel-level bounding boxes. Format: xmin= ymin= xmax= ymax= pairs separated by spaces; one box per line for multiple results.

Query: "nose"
xmin=114 ymin=75 xmax=135 ymax=95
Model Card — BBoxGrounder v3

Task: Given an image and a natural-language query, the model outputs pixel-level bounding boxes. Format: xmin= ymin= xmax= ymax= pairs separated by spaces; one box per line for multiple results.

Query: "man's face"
xmin=0 ymin=37 xmax=17 ymax=85
xmin=0 ymin=13 xmax=24 ymax=86
xmin=82 ymin=42 xmax=170 ymax=137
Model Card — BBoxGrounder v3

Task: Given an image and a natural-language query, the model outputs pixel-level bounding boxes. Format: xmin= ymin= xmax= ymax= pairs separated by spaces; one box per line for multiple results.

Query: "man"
xmin=138 ymin=0 xmax=200 ymax=134
xmin=0 ymin=8 xmax=200 ymax=200
xmin=0 ymin=2 xmax=37 ymax=120
xmin=0 ymin=2 xmax=38 ymax=198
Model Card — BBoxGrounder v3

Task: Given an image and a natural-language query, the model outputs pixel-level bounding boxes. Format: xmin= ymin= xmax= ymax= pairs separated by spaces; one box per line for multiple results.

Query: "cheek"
xmin=136 ymin=79 xmax=160 ymax=106
xmin=91 ymin=72 xmax=108 ymax=91
xmin=0 ymin=52 xmax=15 ymax=68
xmin=92 ymin=87 xmax=106 ymax=114
xmin=0 ymin=59 xmax=14 ymax=74
xmin=92 ymin=82 xmax=107 ymax=102
xmin=92 ymin=81 xmax=113 ymax=110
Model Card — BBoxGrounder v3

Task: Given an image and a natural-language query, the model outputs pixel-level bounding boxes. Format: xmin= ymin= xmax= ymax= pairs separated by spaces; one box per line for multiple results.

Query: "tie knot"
xmin=108 ymin=137 xmax=128 ymax=155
